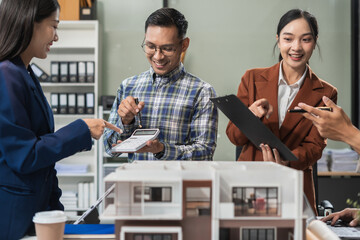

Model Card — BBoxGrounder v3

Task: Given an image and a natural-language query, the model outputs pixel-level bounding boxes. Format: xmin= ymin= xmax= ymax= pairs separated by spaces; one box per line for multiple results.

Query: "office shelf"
xmin=31 ymin=20 xmax=100 ymax=217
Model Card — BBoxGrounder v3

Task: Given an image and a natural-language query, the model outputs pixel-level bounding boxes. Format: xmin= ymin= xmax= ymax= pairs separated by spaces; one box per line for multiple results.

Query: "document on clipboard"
xmin=211 ymin=94 xmax=298 ymax=161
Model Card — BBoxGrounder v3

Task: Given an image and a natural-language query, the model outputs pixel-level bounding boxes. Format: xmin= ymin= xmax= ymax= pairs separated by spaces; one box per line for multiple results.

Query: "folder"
xmin=68 ymin=93 xmax=76 ymax=114
xmin=86 ymin=92 xmax=94 ymax=114
xmin=69 ymin=62 xmax=78 ymax=83
xmin=78 ymin=61 xmax=86 ymax=83
xmin=50 ymin=93 xmax=59 ymax=114
xmin=86 ymin=61 xmax=94 ymax=83
xmin=30 ymin=63 xmax=49 ymax=82
xmin=77 ymin=93 xmax=86 ymax=114
xmin=50 ymin=61 xmax=59 ymax=82
xmin=59 ymin=93 xmax=68 ymax=114
xmin=60 ymin=62 xmax=69 ymax=82
xmin=211 ymin=95 xmax=298 ymax=161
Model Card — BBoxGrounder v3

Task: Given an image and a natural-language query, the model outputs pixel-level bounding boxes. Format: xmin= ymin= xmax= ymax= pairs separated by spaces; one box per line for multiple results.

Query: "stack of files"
xmin=318 ymin=148 xmax=359 ymax=172
xmin=78 ymin=182 xmax=96 ymax=209
xmin=55 ymin=163 xmax=89 ymax=174
xmin=60 ymin=191 xmax=78 ymax=210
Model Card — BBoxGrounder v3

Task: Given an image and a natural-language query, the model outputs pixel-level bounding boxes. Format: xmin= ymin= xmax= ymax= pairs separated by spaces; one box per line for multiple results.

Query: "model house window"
xmin=133 ymin=234 xmax=173 ymax=240
xmin=134 ymin=186 xmax=172 ymax=203
xmin=185 ymin=187 xmax=211 ymax=216
xmin=241 ymin=228 xmax=275 ymax=240
xmin=232 ymin=187 xmax=278 ymax=216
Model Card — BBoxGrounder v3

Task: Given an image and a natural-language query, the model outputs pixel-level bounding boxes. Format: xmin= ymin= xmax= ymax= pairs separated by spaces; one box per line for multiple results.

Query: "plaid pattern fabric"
xmin=103 ymin=63 xmax=218 ymax=161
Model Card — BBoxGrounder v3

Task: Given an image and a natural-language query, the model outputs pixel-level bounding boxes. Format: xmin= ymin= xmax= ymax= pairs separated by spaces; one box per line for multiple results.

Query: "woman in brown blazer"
xmin=226 ymin=9 xmax=337 ymax=215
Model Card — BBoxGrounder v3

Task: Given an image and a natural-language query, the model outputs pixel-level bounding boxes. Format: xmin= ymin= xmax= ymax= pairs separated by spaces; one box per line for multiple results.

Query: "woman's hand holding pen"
xmin=249 ymin=98 xmax=273 ymax=119
xmin=118 ymin=96 xmax=145 ymax=125
xmin=83 ymin=119 xmax=122 ymax=140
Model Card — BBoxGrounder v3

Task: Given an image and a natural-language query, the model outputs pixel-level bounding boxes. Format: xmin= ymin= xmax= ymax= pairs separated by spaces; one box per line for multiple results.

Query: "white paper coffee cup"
xmin=33 ymin=210 xmax=67 ymax=240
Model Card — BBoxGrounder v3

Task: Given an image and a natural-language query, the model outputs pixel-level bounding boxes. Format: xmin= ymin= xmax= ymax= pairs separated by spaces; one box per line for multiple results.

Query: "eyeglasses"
xmin=141 ymin=40 xmax=182 ymax=57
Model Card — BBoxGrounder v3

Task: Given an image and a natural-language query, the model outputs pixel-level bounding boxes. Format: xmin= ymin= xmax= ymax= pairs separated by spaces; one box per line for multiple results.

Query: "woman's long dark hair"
xmin=274 ymin=9 xmax=320 ymax=62
xmin=0 ymin=0 xmax=59 ymax=61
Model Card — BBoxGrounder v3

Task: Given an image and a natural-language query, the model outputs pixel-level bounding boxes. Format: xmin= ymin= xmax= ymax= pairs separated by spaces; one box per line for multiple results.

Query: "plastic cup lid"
xmin=32 ymin=210 xmax=67 ymax=224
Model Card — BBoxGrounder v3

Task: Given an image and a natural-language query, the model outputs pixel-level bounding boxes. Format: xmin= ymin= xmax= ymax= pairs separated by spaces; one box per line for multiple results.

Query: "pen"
xmin=288 ymin=107 xmax=332 ymax=113
xmin=134 ymin=98 xmax=142 ymax=128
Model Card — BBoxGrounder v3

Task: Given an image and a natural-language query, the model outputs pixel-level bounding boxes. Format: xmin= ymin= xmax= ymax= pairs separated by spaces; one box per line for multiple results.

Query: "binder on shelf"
xmin=50 ymin=61 xmax=59 ymax=82
xmin=86 ymin=92 xmax=94 ymax=114
xmin=83 ymin=182 xmax=89 ymax=209
xmin=50 ymin=93 xmax=59 ymax=114
xmin=69 ymin=62 xmax=78 ymax=83
xmin=68 ymin=93 xmax=76 ymax=114
xmin=89 ymin=182 xmax=96 ymax=207
xmin=59 ymin=93 xmax=68 ymax=114
xmin=86 ymin=61 xmax=95 ymax=83
xmin=30 ymin=63 xmax=49 ymax=82
xmin=60 ymin=62 xmax=69 ymax=82
xmin=78 ymin=61 xmax=86 ymax=83
xmin=77 ymin=93 xmax=86 ymax=114
xmin=78 ymin=182 xmax=84 ymax=209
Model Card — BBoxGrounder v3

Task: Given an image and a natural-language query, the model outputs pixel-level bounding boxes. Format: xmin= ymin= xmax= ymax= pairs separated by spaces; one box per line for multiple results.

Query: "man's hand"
xmin=298 ymin=96 xmax=352 ymax=141
xmin=136 ymin=139 xmax=164 ymax=154
xmin=118 ymin=96 xmax=144 ymax=125
xmin=321 ymin=208 xmax=359 ymax=227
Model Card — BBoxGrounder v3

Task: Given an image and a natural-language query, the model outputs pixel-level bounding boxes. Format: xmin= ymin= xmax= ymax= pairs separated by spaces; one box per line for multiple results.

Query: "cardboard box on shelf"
xmin=58 ymin=0 xmax=80 ymax=20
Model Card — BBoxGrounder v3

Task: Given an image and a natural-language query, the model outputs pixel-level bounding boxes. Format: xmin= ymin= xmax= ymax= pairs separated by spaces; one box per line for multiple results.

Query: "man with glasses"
xmin=104 ymin=8 xmax=218 ymax=161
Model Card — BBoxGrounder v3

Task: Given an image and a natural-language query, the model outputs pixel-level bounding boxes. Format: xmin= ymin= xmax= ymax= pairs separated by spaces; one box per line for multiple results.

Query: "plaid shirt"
xmin=103 ymin=63 xmax=218 ymax=161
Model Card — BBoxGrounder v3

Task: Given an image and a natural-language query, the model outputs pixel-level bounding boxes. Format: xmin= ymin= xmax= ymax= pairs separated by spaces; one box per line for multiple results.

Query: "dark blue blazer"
xmin=0 ymin=57 xmax=92 ymax=240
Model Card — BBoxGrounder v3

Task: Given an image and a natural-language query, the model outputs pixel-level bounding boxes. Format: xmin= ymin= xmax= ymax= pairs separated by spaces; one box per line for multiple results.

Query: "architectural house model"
xmin=101 ymin=161 xmax=309 ymax=240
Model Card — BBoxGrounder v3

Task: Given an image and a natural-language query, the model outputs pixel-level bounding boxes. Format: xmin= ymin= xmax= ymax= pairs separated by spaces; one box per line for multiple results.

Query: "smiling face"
xmin=21 ymin=9 xmax=59 ymax=66
xmin=277 ymin=17 xmax=316 ymax=74
xmin=144 ymin=25 xmax=189 ymax=76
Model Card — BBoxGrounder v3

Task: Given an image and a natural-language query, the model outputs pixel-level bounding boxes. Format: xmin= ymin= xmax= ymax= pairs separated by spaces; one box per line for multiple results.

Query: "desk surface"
xmin=318 ymin=171 xmax=360 ymax=177
xmin=22 ymin=236 xmax=115 ymax=240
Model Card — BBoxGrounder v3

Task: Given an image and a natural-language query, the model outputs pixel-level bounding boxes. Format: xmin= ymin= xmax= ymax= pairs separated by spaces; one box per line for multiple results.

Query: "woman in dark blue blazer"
xmin=0 ymin=0 xmax=120 ymax=239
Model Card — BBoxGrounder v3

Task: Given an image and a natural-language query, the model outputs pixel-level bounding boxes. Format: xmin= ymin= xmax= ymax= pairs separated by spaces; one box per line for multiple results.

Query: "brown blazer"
xmin=226 ymin=62 xmax=337 ymax=214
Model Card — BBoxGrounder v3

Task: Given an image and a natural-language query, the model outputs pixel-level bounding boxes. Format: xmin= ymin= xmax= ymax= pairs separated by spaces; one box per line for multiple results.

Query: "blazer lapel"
xmin=255 ymin=63 xmax=281 ymax=137
xmin=279 ymin=67 xmax=324 ymax=139
xmin=27 ymin=67 xmax=54 ymax=133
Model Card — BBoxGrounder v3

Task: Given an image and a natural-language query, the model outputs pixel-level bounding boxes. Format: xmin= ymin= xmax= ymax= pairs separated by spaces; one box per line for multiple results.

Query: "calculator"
xmin=111 ymin=128 xmax=160 ymax=153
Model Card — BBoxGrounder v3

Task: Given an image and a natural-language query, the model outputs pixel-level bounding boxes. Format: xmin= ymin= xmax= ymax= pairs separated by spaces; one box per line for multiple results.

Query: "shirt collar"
xmin=278 ymin=61 xmax=307 ymax=88
xmin=150 ymin=63 xmax=185 ymax=84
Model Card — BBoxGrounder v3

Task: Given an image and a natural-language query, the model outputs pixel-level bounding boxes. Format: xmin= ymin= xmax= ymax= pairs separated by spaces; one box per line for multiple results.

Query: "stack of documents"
xmin=77 ymin=182 xmax=96 ymax=209
xmin=60 ymin=191 xmax=78 ymax=209
xmin=55 ymin=163 xmax=89 ymax=174
xmin=318 ymin=148 xmax=359 ymax=172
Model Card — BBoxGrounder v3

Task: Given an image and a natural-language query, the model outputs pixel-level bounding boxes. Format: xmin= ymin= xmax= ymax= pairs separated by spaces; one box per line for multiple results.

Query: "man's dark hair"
xmin=145 ymin=8 xmax=188 ymax=39
xmin=0 ymin=0 xmax=60 ymax=61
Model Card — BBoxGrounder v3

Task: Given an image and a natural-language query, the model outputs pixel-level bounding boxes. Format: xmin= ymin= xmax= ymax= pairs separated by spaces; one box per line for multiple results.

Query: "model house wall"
xmin=101 ymin=161 xmax=307 ymax=240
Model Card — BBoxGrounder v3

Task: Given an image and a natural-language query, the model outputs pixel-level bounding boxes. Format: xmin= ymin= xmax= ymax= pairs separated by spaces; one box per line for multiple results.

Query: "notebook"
xmin=210 ymin=94 xmax=298 ymax=161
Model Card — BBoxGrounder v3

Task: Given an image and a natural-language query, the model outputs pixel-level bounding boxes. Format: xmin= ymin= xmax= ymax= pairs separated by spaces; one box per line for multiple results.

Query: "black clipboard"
xmin=211 ymin=94 xmax=298 ymax=161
